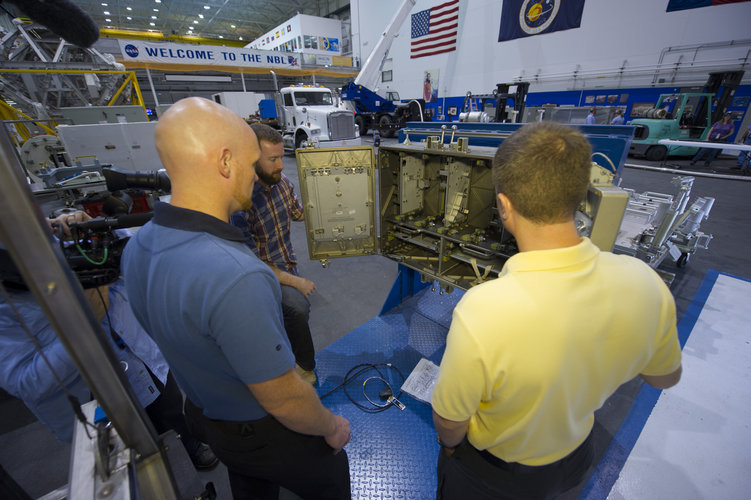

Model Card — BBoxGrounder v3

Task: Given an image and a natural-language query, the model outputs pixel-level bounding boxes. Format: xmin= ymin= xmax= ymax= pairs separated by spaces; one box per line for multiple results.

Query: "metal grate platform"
xmin=316 ymin=285 xmax=463 ymax=499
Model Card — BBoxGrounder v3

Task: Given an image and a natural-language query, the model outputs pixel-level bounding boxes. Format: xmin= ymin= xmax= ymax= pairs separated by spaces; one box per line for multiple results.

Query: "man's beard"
xmin=256 ymin=169 xmax=282 ymax=185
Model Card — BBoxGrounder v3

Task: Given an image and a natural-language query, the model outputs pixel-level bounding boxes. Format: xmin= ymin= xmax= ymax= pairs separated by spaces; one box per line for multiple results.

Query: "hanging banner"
xmin=117 ymin=39 xmax=300 ymax=70
xmin=667 ymin=0 xmax=750 ymax=11
xmin=498 ymin=0 xmax=585 ymax=42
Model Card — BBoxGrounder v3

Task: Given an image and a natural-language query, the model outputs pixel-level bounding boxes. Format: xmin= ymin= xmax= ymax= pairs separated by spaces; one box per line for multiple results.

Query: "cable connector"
xmin=379 ymin=387 xmax=393 ymax=401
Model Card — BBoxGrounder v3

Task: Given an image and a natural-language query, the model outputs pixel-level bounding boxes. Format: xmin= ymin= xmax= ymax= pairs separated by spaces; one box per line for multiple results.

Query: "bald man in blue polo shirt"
xmin=122 ymin=97 xmax=351 ymax=499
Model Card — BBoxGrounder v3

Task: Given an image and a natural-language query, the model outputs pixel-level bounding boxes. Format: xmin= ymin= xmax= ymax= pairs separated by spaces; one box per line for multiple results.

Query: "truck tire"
xmin=645 ymin=145 xmax=667 ymax=162
xmin=379 ymin=115 xmax=394 ymax=138
xmin=355 ymin=115 xmax=368 ymax=136
xmin=295 ymin=132 xmax=307 ymax=150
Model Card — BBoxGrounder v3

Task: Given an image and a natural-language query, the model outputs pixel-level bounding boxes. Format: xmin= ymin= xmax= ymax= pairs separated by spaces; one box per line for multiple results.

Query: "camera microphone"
xmin=70 ymin=213 xmax=153 ymax=233
xmin=5 ymin=0 xmax=100 ymax=49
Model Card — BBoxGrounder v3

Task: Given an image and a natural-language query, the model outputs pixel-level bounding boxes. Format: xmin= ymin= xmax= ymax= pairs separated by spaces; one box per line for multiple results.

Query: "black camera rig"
xmin=62 ymin=166 xmax=170 ymax=288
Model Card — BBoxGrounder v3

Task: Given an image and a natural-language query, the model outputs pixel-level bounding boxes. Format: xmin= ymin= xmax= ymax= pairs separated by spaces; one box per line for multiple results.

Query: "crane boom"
xmin=354 ymin=0 xmax=416 ymax=90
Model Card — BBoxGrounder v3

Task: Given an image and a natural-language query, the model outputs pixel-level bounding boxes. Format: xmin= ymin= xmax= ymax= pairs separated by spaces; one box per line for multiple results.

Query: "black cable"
xmin=320 ymin=362 xmax=405 ymax=413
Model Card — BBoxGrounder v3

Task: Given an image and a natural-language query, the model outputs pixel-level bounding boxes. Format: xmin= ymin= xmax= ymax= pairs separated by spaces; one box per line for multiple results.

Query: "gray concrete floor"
xmin=1 ymin=134 xmax=748 ymax=499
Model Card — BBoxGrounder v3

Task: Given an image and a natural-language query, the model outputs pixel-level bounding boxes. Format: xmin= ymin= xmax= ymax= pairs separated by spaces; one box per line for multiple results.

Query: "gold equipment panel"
xmin=296 ymin=146 xmax=377 ymax=260
xmin=296 ymin=141 xmax=627 ymax=291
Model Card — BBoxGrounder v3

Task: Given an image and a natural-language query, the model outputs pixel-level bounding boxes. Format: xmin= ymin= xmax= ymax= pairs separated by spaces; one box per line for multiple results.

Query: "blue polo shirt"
xmin=121 ymin=202 xmax=294 ymax=421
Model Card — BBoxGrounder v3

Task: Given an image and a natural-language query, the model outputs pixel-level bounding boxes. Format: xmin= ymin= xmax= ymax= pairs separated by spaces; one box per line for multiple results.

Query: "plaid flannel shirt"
xmin=230 ymin=173 xmax=304 ymax=275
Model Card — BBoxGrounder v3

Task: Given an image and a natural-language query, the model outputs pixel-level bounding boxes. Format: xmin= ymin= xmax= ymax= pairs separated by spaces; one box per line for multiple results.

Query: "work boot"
xmin=190 ymin=443 xmax=219 ymax=470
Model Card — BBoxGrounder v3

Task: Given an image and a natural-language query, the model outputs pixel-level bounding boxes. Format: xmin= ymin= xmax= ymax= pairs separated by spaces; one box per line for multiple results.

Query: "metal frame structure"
xmin=1 ymin=20 xmax=148 ymax=142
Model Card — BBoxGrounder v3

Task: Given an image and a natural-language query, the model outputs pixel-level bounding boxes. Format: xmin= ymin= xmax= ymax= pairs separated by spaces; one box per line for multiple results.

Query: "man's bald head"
xmin=155 ymin=97 xmax=260 ymax=218
xmin=155 ymin=97 xmax=249 ymax=176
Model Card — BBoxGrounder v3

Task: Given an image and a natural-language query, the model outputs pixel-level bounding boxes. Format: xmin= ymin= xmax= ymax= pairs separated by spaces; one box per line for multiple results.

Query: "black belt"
xmin=478 ymin=431 xmax=593 ymax=473
xmin=478 ymin=449 xmax=542 ymax=473
xmin=186 ymin=398 xmax=279 ymax=438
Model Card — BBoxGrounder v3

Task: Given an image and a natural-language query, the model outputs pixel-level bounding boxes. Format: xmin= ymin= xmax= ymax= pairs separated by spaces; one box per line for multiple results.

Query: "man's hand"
xmin=433 ymin=410 xmax=470 ymax=449
xmin=294 ymin=276 xmax=316 ymax=297
xmin=249 ymin=370 xmax=351 ymax=454
xmin=48 ymin=210 xmax=90 ymax=239
xmin=267 ymin=265 xmax=316 ymax=297
xmin=324 ymin=414 xmax=351 ymax=453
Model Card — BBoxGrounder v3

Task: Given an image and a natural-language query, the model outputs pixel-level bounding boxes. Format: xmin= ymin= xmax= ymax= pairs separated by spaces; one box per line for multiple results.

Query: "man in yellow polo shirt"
xmin=431 ymin=122 xmax=682 ymax=499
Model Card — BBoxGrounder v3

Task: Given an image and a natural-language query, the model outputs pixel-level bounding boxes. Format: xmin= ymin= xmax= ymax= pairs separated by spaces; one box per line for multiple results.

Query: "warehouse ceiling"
xmin=72 ymin=0 xmax=327 ymax=43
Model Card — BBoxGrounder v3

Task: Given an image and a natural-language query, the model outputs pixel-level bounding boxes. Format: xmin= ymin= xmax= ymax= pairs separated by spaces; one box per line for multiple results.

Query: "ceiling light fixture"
xmin=103 ymin=10 xmax=110 ymax=15
xmin=154 ymin=8 xmax=159 ymax=11
xmin=151 ymin=15 xmax=157 ymax=19
xmin=193 ymin=20 xmax=199 ymax=24
xmin=231 ymin=24 xmax=236 ymax=28
xmin=126 ymin=6 xmax=131 ymax=10
xmin=239 ymin=37 xmax=243 ymax=40
xmin=219 ymin=35 xmax=224 ymax=38
xmin=149 ymin=22 xmax=155 ymax=26
xmin=204 ymin=5 xmax=210 ymax=9
xmin=199 ymin=14 xmax=204 ymax=19
xmin=105 ymin=18 xmax=111 ymax=22
xmin=127 ymin=16 xmax=132 ymax=20
xmin=101 ymin=2 xmax=107 ymax=6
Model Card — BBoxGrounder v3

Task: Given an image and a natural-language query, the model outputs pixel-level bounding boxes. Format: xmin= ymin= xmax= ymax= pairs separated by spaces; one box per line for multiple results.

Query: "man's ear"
xmin=496 ymin=192 xmax=512 ymax=220
xmin=218 ymin=148 xmax=232 ymax=178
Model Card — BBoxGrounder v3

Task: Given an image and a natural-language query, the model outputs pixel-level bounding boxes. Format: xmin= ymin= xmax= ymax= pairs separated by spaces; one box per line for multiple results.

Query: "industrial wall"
xmin=351 ymin=0 xmax=751 ymax=100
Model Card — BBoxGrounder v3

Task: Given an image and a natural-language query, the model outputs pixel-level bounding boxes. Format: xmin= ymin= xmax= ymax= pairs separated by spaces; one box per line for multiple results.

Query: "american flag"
xmin=410 ymin=0 xmax=459 ymax=59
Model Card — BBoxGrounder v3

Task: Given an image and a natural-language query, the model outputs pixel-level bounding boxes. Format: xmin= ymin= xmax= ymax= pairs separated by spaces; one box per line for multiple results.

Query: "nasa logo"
xmin=519 ymin=0 xmax=560 ymax=35
xmin=124 ymin=44 xmax=139 ymax=58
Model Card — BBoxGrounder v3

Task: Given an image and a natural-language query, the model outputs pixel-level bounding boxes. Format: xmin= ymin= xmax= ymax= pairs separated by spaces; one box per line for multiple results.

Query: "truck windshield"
xmin=293 ymin=91 xmax=333 ymax=106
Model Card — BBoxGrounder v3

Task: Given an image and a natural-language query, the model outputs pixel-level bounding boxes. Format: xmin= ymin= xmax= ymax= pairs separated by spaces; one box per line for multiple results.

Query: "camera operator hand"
xmin=47 ymin=210 xmax=90 ymax=239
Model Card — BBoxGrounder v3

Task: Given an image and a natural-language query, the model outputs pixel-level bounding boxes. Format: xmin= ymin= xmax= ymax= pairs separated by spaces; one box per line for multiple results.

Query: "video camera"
xmin=1 ymin=166 xmax=170 ymax=290
xmin=62 ymin=166 xmax=170 ymax=288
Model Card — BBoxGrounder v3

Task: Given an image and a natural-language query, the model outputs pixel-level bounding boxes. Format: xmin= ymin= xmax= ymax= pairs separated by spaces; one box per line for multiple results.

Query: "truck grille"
xmin=328 ymin=112 xmax=356 ymax=140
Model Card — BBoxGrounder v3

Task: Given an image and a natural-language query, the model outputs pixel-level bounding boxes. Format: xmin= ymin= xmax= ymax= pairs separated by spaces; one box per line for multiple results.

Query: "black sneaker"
xmin=190 ymin=443 xmax=219 ymax=470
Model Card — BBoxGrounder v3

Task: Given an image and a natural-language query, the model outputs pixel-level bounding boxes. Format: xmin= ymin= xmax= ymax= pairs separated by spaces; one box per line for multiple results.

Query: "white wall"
xmin=352 ymin=0 xmax=751 ymax=99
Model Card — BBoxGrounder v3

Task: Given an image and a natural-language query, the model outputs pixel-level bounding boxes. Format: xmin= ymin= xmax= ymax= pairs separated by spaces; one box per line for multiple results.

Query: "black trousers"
xmin=281 ymin=284 xmax=316 ymax=371
xmin=144 ymin=371 xmax=202 ymax=457
xmin=184 ymin=399 xmax=350 ymax=500
xmin=437 ymin=432 xmax=594 ymax=500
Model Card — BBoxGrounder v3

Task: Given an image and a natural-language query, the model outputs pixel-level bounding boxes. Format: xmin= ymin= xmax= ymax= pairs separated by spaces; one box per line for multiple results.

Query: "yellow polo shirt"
xmin=431 ymin=238 xmax=681 ymax=466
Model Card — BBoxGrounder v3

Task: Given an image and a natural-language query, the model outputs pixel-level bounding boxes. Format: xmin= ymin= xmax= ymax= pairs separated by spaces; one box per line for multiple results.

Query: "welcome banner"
xmin=117 ymin=39 xmax=300 ymax=71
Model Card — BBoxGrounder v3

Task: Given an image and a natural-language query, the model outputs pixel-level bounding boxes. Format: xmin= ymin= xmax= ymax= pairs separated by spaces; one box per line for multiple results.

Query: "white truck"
xmin=213 ymin=82 xmax=360 ymax=152
xmin=211 ymin=92 xmax=267 ymax=120
xmin=271 ymin=84 xmax=360 ymax=151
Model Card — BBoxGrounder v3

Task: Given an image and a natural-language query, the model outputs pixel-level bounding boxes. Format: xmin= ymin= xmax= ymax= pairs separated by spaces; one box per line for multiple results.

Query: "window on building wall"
xmin=382 ymin=70 xmax=393 ymax=82
xmin=298 ymin=36 xmax=302 ymax=50
xmin=304 ymin=35 xmax=312 ymax=48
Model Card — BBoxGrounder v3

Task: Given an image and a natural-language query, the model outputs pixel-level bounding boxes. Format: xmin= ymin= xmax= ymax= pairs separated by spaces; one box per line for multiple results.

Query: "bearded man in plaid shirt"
xmin=231 ymin=123 xmax=317 ymax=384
